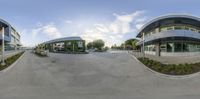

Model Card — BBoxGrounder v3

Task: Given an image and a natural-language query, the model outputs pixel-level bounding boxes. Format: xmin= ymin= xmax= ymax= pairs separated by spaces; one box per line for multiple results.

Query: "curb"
xmin=128 ymin=51 xmax=200 ymax=79
xmin=1 ymin=51 xmax=26 ymax=73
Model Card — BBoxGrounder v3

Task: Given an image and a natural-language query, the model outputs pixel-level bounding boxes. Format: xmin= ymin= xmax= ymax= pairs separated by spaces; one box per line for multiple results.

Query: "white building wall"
xmin=10 ymin=28 xmax=21 ymax=50
xmin=145 ymin=51 xmax=156 ymax=55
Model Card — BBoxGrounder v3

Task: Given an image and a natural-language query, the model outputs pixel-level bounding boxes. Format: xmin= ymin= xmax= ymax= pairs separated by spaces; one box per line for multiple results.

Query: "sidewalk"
xmin=129 ymin=51 xmax=200 ymax=64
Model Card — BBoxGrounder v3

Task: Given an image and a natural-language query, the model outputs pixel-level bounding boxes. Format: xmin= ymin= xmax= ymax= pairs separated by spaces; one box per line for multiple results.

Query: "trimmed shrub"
xmin=138 ymin=57 xmax=200 ymax=75
xmin=0 ymin=51 xmax=24 ymax=71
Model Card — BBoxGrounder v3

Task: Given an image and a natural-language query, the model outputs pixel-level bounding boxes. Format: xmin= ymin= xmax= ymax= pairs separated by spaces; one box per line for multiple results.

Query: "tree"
xmin=111 ymin=44 xmax=117 ymax=49
xmin=124 ymin=38 xmax=138 ymax=50
xmin=120 ymin=43 xmax=125 ymax=50
xmin=125 ymin=39 xmax=135 ymax=45
xmin=93 ymin=39 xmax=105 ymax=50
xmin=87 ymin=42 xmax=93 ymax=49
xmin=103 ymin=46 xmax=109 ymax=51
xmin=131 ymin=40 xmax=137 ymax=50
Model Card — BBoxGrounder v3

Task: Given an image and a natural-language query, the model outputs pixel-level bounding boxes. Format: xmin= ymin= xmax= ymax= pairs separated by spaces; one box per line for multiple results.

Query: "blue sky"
xmin=0 ymin=0 xmax=200 ymax=47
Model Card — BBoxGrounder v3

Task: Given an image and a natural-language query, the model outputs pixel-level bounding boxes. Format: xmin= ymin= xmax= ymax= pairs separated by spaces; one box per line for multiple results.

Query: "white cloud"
xmin=70 ymin=32 xmax=79 ymax=36
xmin=136 ymin=23 xmax=144 ymax=30
xmin=20 ymin=23 xmax=62 ymax=47
xmin=41 ymin=24 xmax=62 ymax=38
xmin=31 ymin=23 xmax=62 ymax=39
xmin=81 ymin=10 xmax=147 ymax=46
xmin=20 ymin=11 xmax=147 ymax=47
xmin=65 ymin=20 xmax=72 ymax=24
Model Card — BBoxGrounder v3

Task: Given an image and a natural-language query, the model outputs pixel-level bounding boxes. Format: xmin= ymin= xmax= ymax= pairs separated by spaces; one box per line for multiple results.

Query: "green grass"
xmin=0 ymin=51 xmax=25 ymax=71
xmin=138 ymin=57 xmax=200 ymax=75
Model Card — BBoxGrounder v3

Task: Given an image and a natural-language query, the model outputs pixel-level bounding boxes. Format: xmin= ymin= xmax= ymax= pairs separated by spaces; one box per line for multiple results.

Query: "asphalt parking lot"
xmin=0 ymin=51 xmax=200 ymax=99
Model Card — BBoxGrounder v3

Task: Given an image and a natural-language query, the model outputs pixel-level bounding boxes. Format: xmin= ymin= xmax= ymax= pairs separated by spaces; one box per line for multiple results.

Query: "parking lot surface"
xmin=0 ymin=51 xmax=200 ymax=99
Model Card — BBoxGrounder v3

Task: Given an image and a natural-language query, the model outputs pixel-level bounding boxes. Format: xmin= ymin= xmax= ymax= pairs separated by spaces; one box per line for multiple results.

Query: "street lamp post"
xmin=1 ymin=27 xmax=5 ymax=65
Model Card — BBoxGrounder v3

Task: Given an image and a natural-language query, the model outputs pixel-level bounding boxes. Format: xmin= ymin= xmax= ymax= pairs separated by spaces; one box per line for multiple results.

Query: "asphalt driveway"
xmin=0 ymin=51 xmax=200 ymax=99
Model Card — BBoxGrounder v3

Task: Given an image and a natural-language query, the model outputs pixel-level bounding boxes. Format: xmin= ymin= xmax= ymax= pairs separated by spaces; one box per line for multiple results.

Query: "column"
xmin=155 ymin=43 xmax=160 ymax=56
xmin=1 ymin=27 xmax=5 ymax=65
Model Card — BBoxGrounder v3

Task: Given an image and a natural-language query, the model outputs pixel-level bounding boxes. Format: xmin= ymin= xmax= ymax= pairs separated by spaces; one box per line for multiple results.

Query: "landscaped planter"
xmin=138 ymin=57 xmax=200 ymax=75
xmin=0 ymin=51 xmax=25 ymax=71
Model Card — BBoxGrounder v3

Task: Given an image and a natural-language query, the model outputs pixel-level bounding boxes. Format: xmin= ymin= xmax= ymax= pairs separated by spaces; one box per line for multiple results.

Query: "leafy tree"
xmin=111 ymin=44 xmax=117 ymax=49
xmin=87 ymin=42 xmax=93 ymax=49
xmin=125 ymin=39 xmax=135 ymax=45
xmin=120 ymin=43 xmax=125 ymax=50
xmin=103 ymin=46 xmax=109 ymax=51
xmin=131 ymin=40 xmax=137 ymax=50
xmin=93 ymin=39 xmax=105 ymax=50
xmin=125 ymin=38 xmax=138 ymax=50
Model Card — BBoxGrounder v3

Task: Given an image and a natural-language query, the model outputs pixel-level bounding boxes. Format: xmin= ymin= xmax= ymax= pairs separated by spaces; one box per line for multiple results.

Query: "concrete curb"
xmin=128 ymin=51 xmax=200 ymax=79
xmin=1 ymin=51 xmax=26 ymax=73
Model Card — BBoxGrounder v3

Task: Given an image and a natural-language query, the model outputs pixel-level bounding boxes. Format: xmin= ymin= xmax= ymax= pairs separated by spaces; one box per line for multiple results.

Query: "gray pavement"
xmin=0 ymin=51 xmax=200 ymax=99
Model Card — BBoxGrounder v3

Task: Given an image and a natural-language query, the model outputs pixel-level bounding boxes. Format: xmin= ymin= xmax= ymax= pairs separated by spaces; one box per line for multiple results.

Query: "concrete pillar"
xmin=142 ymin=32 xmax=145 ymax=58
xmin=155 ymin=43 xmax=160 ymax=56
xmin=72 ymin=43 xmax=75 ymax=52
xmin=172 ymin=43 xmax=175 ymax=52
xmin=1 ymin=27 xmax=5 ymax=65
xmin=64 ymin=41 xmax=67 ymax=52
xmin=155 ymin=28 xmax=159 ymax=33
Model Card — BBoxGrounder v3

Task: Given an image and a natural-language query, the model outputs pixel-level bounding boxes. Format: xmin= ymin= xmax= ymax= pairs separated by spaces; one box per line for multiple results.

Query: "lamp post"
xmin=1 ymin=27 xmax=5 ymax=65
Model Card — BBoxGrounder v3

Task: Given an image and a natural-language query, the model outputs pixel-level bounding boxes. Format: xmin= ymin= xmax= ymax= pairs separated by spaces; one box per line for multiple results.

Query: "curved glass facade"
xmin=145 ymin=24 xmax=200 ymax=37
xmin=137 ymin=15 xmax=200 ymax=56
xmin=160 ymin=42 xmax=200 ymax=52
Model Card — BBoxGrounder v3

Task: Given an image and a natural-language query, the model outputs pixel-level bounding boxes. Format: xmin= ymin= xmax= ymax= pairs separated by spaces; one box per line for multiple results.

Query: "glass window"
xmin=144 ymin=46 xmax=148 ymax=51
xmin=183 ymin=43 xmax=189 ymax=52
xmin=174 ymin=43 xmax=182 ymax=52
xmin=160 ymin=44 xmax=166 ymax=52
xmin=188 ymin=44 xmax=196 ymax=52
xmin=167 ymin=43 xmax=173 ymax=52
xmin=144 ymin=45 xmax=155 ymax=52
xmin=190 ymin=28 xmax=196 ymax=32
xmin=185 ymin=27 xmax=190 ymax=30
xmin=67 ymin=42 xmax=71 ymax=45
xmin=197 ymin=45 xmax=200 ymax=51
xmin=158 ymin=25 xmax=199 ymax=33
xmin=174 ymin=26 xmax=182 ymax=30
xmin=160 ymin=27 xmax=167 ymax=32
xmin=78 ymin=41 xmax=83 ymax=47
xmin=167 ymin=27 xmax=174 ymax=30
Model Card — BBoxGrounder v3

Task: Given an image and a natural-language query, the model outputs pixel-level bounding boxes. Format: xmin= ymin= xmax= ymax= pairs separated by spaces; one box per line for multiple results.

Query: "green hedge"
xmin=34 ymin=51 xmax=48 ymax=57
xmin=0 ymin=51 xmax=24 ymax=71
xmin=138 ymin=57 xmax=200 ymax=75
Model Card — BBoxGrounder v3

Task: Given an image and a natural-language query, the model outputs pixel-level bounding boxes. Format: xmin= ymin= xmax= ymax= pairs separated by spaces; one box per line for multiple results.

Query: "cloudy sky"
xmin=0 ymin=0 xmax=200 ymax=47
